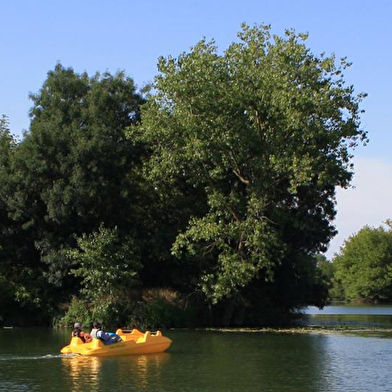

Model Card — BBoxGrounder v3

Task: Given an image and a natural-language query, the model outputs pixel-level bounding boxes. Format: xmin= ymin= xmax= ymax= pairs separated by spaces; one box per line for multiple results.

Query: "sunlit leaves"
xmin=135 ymin=23 xmax=366 ymax=304
xmin=334 ymin=225 xmax=392 ymax=301
xmin=68 ymin=225 xmax=142 ymax=301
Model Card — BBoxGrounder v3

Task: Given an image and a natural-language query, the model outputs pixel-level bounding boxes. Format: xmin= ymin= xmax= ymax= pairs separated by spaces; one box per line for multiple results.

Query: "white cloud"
xmin=325 ymin=157 xmax=392 ymax=259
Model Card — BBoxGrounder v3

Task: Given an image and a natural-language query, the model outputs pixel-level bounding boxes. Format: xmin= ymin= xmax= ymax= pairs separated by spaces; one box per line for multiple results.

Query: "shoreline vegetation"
xmin=2 ymin=24 xmax=386 ymax=329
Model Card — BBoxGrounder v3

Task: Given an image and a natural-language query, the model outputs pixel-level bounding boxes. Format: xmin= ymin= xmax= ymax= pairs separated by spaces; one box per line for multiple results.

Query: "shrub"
xmin=128 ymin=288 xmax=196 ymax=329
xmin=55 ymin=297 xmax=93 ymax=328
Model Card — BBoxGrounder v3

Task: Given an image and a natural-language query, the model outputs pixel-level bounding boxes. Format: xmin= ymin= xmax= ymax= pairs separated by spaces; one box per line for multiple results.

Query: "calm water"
xmin=305 ymin=305 xmax=392 ymax=315
xmin=303 ymin=305 xmax=392 ymax=329
xmin=1 ymin=307 xmax=392 ymax=392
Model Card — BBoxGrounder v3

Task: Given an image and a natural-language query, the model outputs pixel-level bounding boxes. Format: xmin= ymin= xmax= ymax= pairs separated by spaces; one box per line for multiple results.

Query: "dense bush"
xmin=57 ymin=288 xmax=196 ymax=331
xmin=128 ymin=288 xmax=197 ymax=329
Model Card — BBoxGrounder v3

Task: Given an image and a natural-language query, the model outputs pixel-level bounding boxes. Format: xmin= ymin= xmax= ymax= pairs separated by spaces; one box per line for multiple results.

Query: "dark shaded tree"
xmin=10 ymin=65 xmax=144 ymax=281
xmin=0 ymin=66 xmax=146 ymax=323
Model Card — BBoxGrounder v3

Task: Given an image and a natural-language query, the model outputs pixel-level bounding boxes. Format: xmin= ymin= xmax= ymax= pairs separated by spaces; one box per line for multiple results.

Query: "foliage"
xmin=57 ymin=295 xmax=135 ymax=329
xmin=0 ymin=116 xmax=55 ymax=325
xmin=68 ymin=225 xmax=142 ymax=300
xmin=0 ymin=66 xmax=147 ymax=324
xmin=58 ymin=288 xmax=193 ymax=330
xmin=57 ymin=225 xmax=142 ymax=328
xmin=0 ymin=66 xmax=146 ymax=326
xmin=0 ymin=269 xmax=13 ymax=324
xmin=0 ymin=264 xmax=54 ymax=326
xmin=0 ymin=25 xmax=369 ymax=326
xmin=56 ymin=297 xmax=93 ymax=328
xmin=333 ymin=224 xmax=392 ymax=301
xmin=0 ymin=115 xmax=16 ymax=166
xmin=0 ymin=115 xmax=17 ymax=242
xmin=129 ymin=288 xmax=195 ymax=329
xmin=131 ymin=23 xmax=366 ymax=305
xmin=5 ymin=64 xmax=145 ymax=285
xmin=316 ymin=254 xmax=345 ymax=301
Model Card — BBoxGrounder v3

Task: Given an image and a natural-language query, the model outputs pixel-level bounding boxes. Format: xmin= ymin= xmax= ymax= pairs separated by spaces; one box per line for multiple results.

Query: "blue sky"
xmin=1 ymin=0 xmax=391 ymax=257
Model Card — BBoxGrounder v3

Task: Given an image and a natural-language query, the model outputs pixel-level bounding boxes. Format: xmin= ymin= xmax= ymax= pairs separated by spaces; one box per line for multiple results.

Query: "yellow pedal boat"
xmin=61 ymin=329 xmax=172 ymax=356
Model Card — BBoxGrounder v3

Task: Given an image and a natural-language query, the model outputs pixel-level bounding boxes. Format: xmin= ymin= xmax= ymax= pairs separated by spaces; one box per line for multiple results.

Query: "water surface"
xmin=1 ymin=324 xmax=391 ymax=392
xmin=305 ymin=305 xmax=392 ymax=315
xmin=302 ymin=304 xmax=392 ymax=329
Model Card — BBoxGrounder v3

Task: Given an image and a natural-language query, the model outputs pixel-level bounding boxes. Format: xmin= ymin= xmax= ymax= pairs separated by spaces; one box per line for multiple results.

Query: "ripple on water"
xmin=0 ymin=381 xmax=34 ymax=392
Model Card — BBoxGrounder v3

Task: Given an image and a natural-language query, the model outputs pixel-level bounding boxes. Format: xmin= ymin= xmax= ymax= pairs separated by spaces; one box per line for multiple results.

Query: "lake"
xmin=302 ymin=304 xmax=392 ymax=330
xmin=1 ymin=306 xmax=391 ymax=392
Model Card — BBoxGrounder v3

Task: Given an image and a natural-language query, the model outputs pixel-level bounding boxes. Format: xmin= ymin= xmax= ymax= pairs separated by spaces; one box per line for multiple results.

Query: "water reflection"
xmin=61 ymin=352 xmax=169 ymax=392
xmin=61 ymin=356 xmax=101 ymax=392
xmin=117 ymin=353 xmax=169 ymax=390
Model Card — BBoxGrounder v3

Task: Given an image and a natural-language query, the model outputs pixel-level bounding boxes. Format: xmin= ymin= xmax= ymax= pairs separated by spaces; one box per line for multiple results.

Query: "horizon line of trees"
xmin=0 ymin=24 xmax=368 ymax=328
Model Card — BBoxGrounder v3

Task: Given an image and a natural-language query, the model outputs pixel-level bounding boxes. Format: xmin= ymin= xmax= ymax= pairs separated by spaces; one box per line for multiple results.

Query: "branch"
xmin=228 ymin=206 xmax=242 ymax=223
xmin=229 ymin=150 xmax=250 ymax=185
xmin=233 ymin=169 xmax=250 ymax=185
xmin=202 ymin=242 xmax=216 ymax=256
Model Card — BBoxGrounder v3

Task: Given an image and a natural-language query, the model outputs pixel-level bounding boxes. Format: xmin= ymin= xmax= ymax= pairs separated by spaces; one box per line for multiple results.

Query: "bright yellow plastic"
xmin=60 ymin=329 xmax=172 ymax=356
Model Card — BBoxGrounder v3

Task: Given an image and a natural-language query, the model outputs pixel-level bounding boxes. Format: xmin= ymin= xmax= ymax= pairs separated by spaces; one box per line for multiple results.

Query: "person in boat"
xmin=72 ymin=322 xmax=92 ymax=343
xmin=90 ymin=322 xmax=122 ymax=345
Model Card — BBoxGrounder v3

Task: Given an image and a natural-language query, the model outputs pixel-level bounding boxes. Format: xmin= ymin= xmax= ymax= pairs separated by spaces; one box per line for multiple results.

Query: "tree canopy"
xmin=0 ymin=66 xmax=147 ymax=324
xmin=132 ymin=24 xmax=367 ymax=310
xmin=8 ymin=65 xmax=145 ymax=281
xmin=333 ymin=223 xmax=392 ymax=302
xmin=0 ymin=25 xmax=368 ymax=326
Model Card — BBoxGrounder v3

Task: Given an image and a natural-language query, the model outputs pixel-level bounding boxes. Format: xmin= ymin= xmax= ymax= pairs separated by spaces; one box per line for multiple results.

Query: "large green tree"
xmin=7 ymin=65 xmax=145 ymax=283
xmin=132 ymin=24 xmax=367 ymax=313
xmin=0 ymin=66 xmax=147 ymax=324
xmin=0 ymin=115 xmax=49 ymax=324
xmin=0 ymin=115 xmax=15 ymax=233
xmin=334 ymin=223 xmax=392 ymax=302
xmin=0 ymin=115 xmax=17 ymax=321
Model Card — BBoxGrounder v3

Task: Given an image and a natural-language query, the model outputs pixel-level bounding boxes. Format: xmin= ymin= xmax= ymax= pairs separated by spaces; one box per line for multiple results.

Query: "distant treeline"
xmin=318 ymin=222 xmax=392 ymax=304
xmin=0 ymin=24 xmax=368 ymax=328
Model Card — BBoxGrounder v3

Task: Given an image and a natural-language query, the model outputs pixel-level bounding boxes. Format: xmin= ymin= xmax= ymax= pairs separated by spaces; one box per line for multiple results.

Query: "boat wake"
xmin=0 ymin=353 xmax=74 ymax=361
